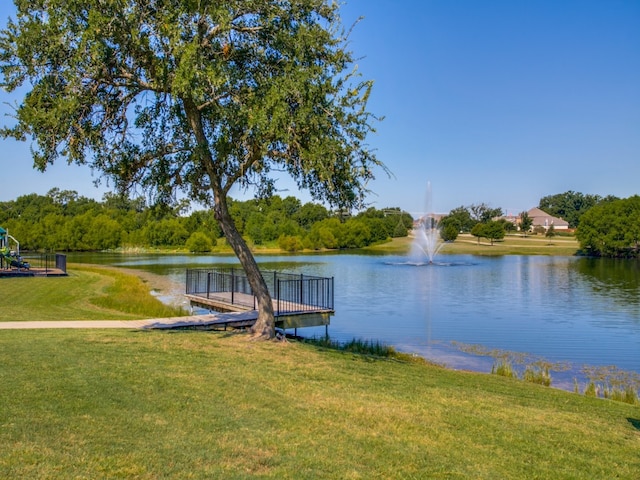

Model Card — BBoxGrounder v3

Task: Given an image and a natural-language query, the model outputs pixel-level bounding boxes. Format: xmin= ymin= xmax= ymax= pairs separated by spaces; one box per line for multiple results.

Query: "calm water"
xmin=70 ymin=252 xmax=640 ymax=388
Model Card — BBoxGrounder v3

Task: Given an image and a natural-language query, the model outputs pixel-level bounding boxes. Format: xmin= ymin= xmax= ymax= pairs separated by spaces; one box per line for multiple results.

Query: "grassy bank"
xmin=366 ymin=233 xmax=580 ymax=256
xmin=0 ymin=264 xmax=185 ymax=322
xmin=0 ymin=330 xmax=638 ymax=479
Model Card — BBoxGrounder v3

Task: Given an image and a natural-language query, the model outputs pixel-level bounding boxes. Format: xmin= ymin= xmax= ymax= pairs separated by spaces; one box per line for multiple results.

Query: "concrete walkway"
xmin=0 ymin=311 xmax=260 ymax=330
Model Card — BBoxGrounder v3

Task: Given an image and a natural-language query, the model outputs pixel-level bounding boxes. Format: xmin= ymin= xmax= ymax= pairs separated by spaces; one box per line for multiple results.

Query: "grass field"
xmin=366 ymin=233 xmax=580 ymax=256
xmin=0 ymin=264 xmax=185 ymax=322
xmin=0 ymin=329 xmax=638 ymax=479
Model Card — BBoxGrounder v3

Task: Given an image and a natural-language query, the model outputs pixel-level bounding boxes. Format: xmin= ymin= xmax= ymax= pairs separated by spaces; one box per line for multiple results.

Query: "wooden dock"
xmin=1 ymin=265 xmax=333 ymax=334
xmin=145 ymin=311 xmax=262 ymax=330
xmin=186 ymin=291 xmax=333 ymax=332
xmin=185 ymin=268 xmax=335 ymax=333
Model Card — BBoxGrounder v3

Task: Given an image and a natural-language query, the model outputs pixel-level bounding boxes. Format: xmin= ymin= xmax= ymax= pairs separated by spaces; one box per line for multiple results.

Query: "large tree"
xmin=443 ymin=206 xmax=475 ymax=232
xmin=0 ymin=1 xmax=384 ymax=338
xmin=471 ymin=220 xmax=505 ymax=246
xmin=576 ymin=196 xmax=640 ymax=257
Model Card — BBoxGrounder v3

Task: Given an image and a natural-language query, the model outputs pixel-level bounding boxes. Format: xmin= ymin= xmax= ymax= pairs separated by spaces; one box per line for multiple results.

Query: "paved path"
xmin=0 ymin=311 xmax=260 ymax=330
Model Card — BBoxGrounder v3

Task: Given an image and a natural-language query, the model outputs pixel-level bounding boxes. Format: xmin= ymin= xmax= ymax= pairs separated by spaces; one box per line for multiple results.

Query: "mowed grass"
xmin=367 ymin=233 xmax=580 ymax=256
xmin=0 ymin=264 xmax=185 ymax=321
xmin=0 ymin=329 xmax=638 ymax=479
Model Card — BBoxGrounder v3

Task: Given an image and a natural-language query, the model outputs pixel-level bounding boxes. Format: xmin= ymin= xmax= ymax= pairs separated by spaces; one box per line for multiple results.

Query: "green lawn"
xmin=367 ymin=233 xmax=580 ymax=256
xmin=0 ymin=264 xmax=185 ymax=321
xmin=0 ymin=330 xmax=638 ymax=479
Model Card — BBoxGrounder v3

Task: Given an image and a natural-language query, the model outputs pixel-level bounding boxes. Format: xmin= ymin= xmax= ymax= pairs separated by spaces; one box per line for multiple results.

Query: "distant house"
xmin=526 ymin=207 xmax=569 ymax=231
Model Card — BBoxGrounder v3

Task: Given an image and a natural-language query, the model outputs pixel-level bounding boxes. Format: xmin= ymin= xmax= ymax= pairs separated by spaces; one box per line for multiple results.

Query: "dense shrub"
xmin=186 ymin=232 xmax=214 ymax=253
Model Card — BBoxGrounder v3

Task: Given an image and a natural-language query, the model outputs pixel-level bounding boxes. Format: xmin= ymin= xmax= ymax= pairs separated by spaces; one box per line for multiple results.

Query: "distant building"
xmin=526 ymin=207 xmax=569 ymax=231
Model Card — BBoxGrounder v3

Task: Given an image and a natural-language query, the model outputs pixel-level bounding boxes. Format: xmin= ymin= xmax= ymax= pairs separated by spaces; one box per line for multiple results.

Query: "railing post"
xmin=276 ymin=279 xmax=280 ymax=316
xmin=331 ymin=277 xmax=334 ymax=310
xmin=206 ymin=272 xmax=211 ymax=299
xmin=231 ymin=268 xmax=235 ymax=305
xmin=300 ymin=273 xmax=304 ymax=306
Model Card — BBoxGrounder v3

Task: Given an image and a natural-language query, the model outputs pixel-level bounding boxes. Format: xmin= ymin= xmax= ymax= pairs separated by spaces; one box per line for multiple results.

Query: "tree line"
xmin=2 ymin=188 xmax=637 ymax=258
xmin=0 ymin=189 xmax=413 ymax=253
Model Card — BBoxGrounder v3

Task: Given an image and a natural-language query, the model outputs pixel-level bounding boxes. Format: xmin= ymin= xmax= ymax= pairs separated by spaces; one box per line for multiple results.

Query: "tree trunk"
xmin=213 ymin=191 xmax=275 ymax=339
xmin=181 ymin=96 xmax=275 ymax=339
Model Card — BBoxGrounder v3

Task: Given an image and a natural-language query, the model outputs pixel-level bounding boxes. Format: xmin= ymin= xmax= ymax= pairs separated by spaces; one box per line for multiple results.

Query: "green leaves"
xmin=1 ymin=0 xmax=383 ymax=211
xmin=576 ymin=195 xmax=640 ymax=257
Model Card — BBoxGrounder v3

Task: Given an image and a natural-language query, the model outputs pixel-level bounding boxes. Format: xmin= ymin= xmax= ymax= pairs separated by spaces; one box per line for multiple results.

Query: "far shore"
xmin=364 ymin=232 xmax=580 ymax=256
xmin=78 ymin=231 xmax=581 ymax=258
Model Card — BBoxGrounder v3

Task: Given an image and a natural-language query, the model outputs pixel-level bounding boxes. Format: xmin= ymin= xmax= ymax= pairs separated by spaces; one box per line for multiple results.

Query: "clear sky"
xmin=0 ymin=1 xmax=638 ymax=217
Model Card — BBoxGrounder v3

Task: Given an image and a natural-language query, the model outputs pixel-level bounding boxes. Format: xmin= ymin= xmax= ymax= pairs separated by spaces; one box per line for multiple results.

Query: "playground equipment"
xmin=0 ymin=226 xmax=29 ymax=271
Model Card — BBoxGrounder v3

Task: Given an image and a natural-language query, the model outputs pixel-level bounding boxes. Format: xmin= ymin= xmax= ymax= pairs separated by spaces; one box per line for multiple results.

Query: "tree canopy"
xmin=0 ymin=190 xmax=410 ymax=252
xmin=470 ymin=220 xmax=505 ymax=245
xmin=0 ymin=1 xmax=385 ymax=338
xmin=576 ymin=196 xmax=640 ymax=258
xmin=440 ymin=206 xmax=476 ymax=233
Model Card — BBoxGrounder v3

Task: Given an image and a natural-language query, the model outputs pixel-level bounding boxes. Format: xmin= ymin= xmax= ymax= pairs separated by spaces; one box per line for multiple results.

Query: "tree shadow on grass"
xmin=628 ymin=418 xmax=640 ymax=431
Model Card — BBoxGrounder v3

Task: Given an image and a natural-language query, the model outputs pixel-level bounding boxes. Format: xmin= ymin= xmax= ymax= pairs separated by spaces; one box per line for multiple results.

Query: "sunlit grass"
xmin=0 ymin=330 xmax=638 ymax=479
xmin=446 ymin=233 xmax=580 ymax=256
xmin=366 ymin=233 xmax=580 ymax=256
xmin=0 ymin=264 xmax=185 ymax=321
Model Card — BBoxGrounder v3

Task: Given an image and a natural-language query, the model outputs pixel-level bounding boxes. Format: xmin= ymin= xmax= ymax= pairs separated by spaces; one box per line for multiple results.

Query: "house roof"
xmin=526 ymin=208 xmax=569 ymax=227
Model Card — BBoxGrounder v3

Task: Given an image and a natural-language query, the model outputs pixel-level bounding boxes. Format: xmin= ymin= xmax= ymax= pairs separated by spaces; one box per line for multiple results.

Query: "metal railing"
xmin=186 ymin=267 xmax=334 ymax=316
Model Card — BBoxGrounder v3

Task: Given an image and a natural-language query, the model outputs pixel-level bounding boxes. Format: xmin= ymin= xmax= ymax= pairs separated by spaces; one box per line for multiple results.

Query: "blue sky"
xmin=0 ymin=1 xmax=638 ymax=216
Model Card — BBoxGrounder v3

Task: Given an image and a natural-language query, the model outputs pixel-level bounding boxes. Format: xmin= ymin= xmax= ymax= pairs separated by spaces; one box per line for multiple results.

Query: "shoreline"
xmin=124 ymin=265 xmax=634 ymax=398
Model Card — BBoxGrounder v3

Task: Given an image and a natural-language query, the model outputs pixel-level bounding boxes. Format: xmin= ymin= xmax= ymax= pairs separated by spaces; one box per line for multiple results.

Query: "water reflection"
xmin=572 ymin=258 xmax=640 ymax=313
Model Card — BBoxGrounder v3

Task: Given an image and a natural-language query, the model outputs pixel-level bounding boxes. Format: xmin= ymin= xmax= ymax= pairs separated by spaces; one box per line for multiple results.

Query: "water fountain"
xmin=410 ymin=181 xmax=444 ymax=265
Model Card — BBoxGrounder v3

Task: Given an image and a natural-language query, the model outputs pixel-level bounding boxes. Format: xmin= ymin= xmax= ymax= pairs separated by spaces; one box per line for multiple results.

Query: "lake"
xmin=69 ymin=252 xmax=640 ymax=390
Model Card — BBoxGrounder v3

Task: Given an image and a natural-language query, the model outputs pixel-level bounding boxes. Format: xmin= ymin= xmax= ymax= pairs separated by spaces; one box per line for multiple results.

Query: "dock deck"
xmin=186 ymin=292 xmax=333 ymax=331
xmin=185 ymin=268 xmax=334 ymax=332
